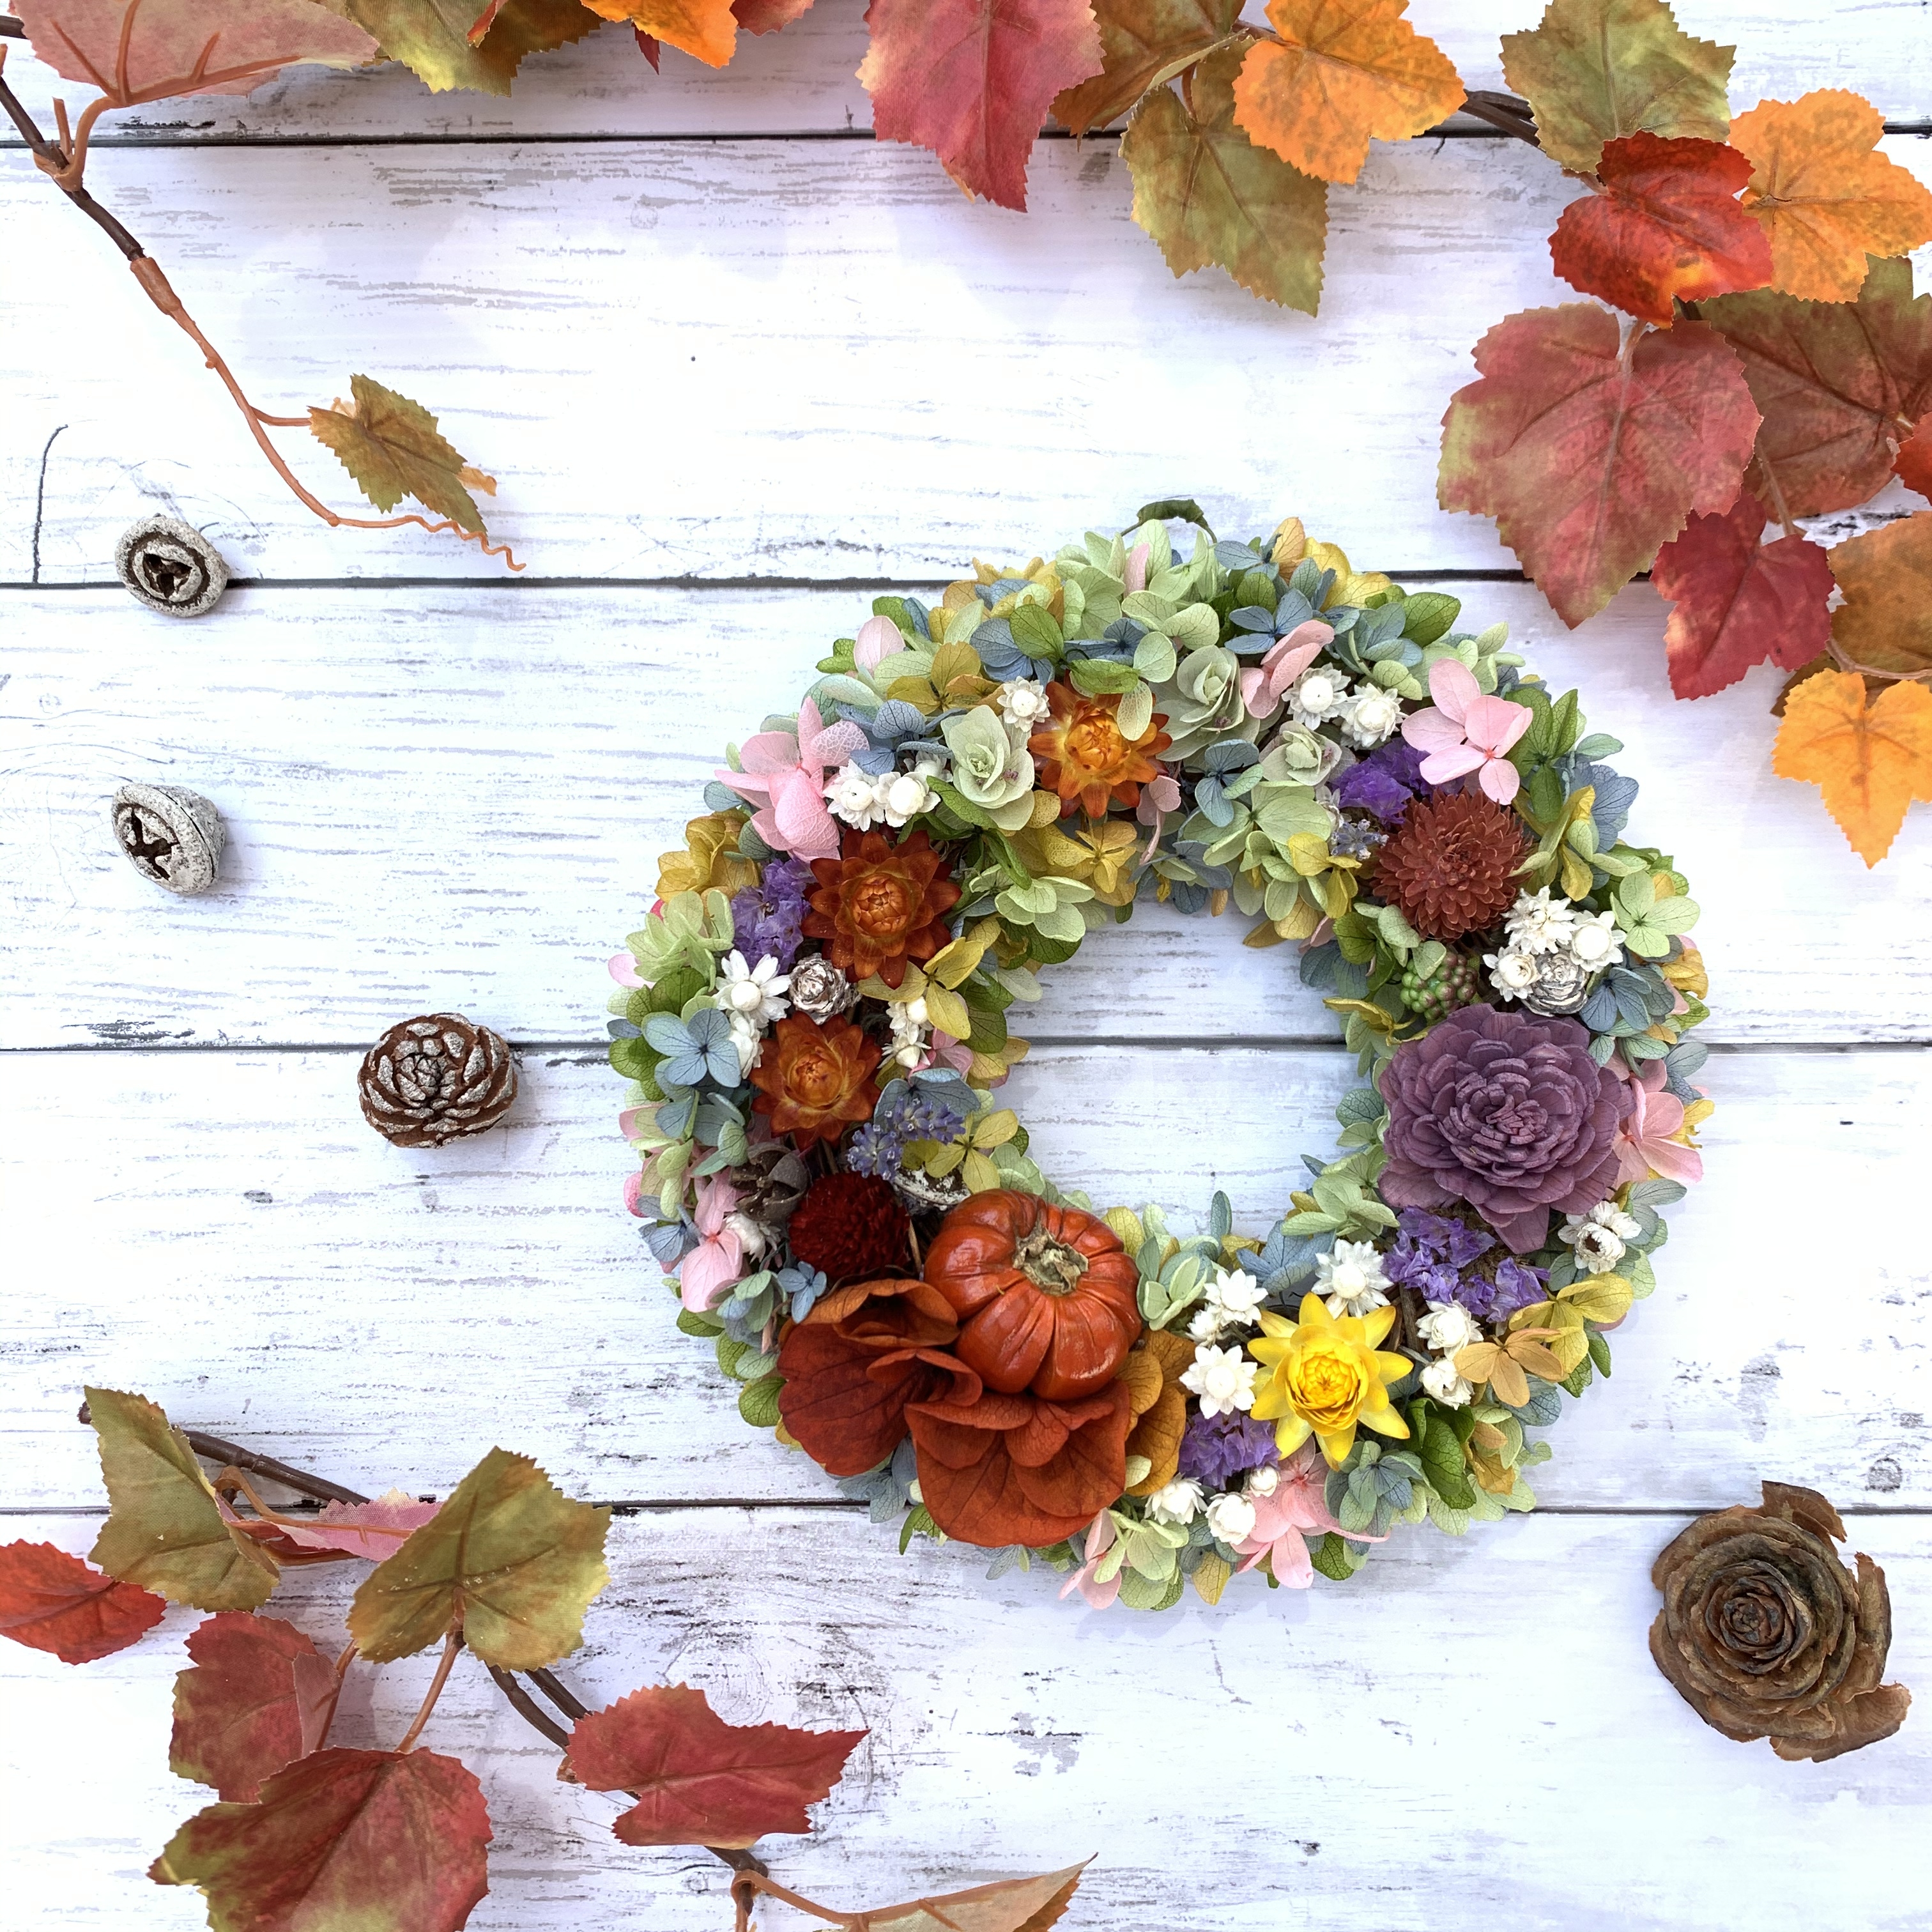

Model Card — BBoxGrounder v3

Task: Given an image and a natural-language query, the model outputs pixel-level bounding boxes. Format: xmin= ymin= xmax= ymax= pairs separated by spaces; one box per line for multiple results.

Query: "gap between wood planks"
xmin=6 ymin=1038 xmax=1927 ymax=1054
xmin=7 ymin=1500 xmax=1929 ymax=1517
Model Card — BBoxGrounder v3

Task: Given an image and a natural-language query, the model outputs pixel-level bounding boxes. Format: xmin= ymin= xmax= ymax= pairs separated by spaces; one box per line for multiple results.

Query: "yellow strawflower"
xmin=1248 ymin=1292 xmax=1413 ymax=1469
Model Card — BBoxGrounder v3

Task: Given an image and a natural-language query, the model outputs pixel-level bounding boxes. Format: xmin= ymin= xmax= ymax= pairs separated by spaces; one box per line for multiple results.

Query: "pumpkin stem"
xmin=1013 ymin=1224 xmax=1089 ymax=1296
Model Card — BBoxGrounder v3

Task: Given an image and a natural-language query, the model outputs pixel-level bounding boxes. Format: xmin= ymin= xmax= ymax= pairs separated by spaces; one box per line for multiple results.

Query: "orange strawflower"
xmin=750 ymin=1014 xmax=882 ymax=1150
xmin=804 ymin=828 xmax=960 ymax=990
xmin=1029 ymin=683 xmax=1171 ymax=817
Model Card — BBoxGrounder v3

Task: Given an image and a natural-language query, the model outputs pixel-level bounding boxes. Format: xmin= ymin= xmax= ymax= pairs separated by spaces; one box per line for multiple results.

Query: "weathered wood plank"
xmin=4 ymin=1047 xmax=1925 ymax=1510
xmin=4 ymin=137 xmax=1924 ymax=584
xmin=4 ymin=0 xmax=1929 ymax=138
xmin=4 ymin=1506 xmax=1926 ymax=1931
xmin=3 ymin=583 xmax=1927 ymax=1050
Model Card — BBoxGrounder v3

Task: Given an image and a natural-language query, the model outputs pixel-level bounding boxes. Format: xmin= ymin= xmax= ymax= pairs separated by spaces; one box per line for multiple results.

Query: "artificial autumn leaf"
xmin=310 ymin=375 xmax=496 ymax=535
xmin=152 ymin=1747 xmax=491 ymax=1932
xmin=1772 ymin=670 xmax=1932 ymax=866
xmin=1123 ymin=43 xmax=1328 ymax=315
xmin=1548 ymin=133 xmax=1771 ymax=325
xmin=1702 ymin=259 xmax=1932 ymax=518
xmin=1454 ymin=1329 xmax=1567 ymax=1409
xmin=1829 ymin=514 xmax=1932 ymax=678
xmin=1052 ymin=0 xmax=1240 ymax=138
xmin=0 ymin=1541 xmax=165 ymax=1664
xmin=337 ymin=0 xmax=597 ymax=96
xmin=859 ymin=0 xmax=1103 ymax=213
xmin=15 ymin=0 xmax=375 ymax=103
xmin=580 ymin=0 xmax=737 ymax=66
xmin=1900 ymin=417 xmax=1932 ymax=502
xmin=170 ymin=1613 xmax=340 ymax=1802
xmin=564 ymin=1684 xmax=864 ymax=1848
xmin=836 ymin=1862 xmax=1090 ymax=1932
xmin=733 ymin=0 xmax=815 ymax=31
xmin=86 ymin=1388 xmax=280 ymax=1613
xmin=346 ymin=1446 xmax=609 ymax=1667
xmin=1499 ymin=0 xmax=1733 ymax=176
xmin=1651 ymin=491 xmax=1834 ymax=698
xmin=1729 ymin=91 xmax=1932 ymax=304
xmin=1438 ymin=304 xmax=1760 ymax=627
xmin=1229 ymin=0 xmax=1460 ymax=187
xmin=274 ymin=1491 xmax=444 ymax=1561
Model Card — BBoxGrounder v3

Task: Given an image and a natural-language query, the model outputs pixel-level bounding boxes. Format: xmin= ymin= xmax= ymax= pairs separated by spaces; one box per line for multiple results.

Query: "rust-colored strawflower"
xmin=749 ymin=1013 xmax=882 ymax=1150
xmin=1029 ymin=682 xmax=1172 ymax=817
xmin=1371 ymin=790 xmax=1526 ymax=941
xmin=804 ymin=828 xmax=960 ymax=990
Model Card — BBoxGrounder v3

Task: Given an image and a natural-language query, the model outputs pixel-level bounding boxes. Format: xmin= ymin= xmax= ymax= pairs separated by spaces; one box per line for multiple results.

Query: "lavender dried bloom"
xmin=731 ymin=856 xmax=814 ymax=969
xmin=1177 ymin=1410 xmax=1280 ymax=1487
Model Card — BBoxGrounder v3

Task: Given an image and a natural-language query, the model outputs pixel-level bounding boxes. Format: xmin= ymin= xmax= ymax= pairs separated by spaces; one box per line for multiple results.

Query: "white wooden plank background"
xmin=3 ymin=5 xmax=1928 ymax=1928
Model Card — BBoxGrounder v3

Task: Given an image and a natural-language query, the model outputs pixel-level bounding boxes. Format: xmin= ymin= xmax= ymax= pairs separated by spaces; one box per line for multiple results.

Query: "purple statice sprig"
xmin=1330 ymin=736 xmax=1430 ymax=825
xmin=1177 ymin=1410 xmax=1280 ymax=1488
xmin=1384 ymin=1208 xmax=1547 ymax=1322
xmin=730 ymin=855 xmax=814 ymax=970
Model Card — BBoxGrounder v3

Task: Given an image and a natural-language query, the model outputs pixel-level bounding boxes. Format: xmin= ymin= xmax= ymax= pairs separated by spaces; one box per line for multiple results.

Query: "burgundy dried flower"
xmin=1378 ymin=1004 xmax=1631 ymax=1254
xmin=787 ymin=1173 xmax=913 ymax=1284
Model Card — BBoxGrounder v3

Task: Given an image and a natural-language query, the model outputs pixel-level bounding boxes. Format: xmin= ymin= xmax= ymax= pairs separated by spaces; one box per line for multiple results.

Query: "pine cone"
xmin=358 ymin=1015 xmax=518 ymax=1147
xmin=1372 ymin=792 xmax=1525 ymax=942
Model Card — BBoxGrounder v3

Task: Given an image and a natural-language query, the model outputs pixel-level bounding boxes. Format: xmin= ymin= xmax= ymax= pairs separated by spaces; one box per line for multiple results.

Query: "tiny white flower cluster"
xmin=824 ymin=758 xmax=940 ymax=832
xmin=1485 ymin=888 xmax=1621 ymax=1000
xmin=1559 ymin=1197 xmax=1641 ymax=1273
xmin=714 ymin=951 xmax=790 ymax=1076
xmin=1284 ymin=667 xmax=1402 ymax=749
xmin=995 ymin=678 xmax=1052 ymax=731
xmin=1315 ymin=1238 xmax=1391 ymax=1318
xmin=1412 ymin=1299 xmax=1480 ymax=1409
xmin=1179 ymin=1341 xmax=1257 ymax=1420
xmin=887 ymin=995 xmax=932 ymax=1070
xmin=1186 ymin=1265 xmax=1268 ymax=1342
xmin=1144 ymin=1460 xmax=1283 ymax=1543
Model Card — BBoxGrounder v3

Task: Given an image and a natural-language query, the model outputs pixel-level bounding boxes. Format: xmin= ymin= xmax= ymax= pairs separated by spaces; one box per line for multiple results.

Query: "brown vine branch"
xmin=1455 ymin=89 xmax=1542 ymax=148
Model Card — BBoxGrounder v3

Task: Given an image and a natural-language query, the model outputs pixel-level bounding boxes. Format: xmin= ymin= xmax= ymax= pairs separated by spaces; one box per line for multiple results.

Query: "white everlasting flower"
xmin=1146 ymin=1477 xmax=1205 ymax=1526
xmin=1416 ymin=1300 xmax=1482 ymax=1356
xmin=879 ymin=769 xmax=937 ymax=828
xmin=1568 ymin=910 xmax=1623 ymax=971
xmin=825 ymin=762 xmax=887 ymax=829
xmin=1421 ymin=1356 xmax=1474 ymax=1408
xmin=1286 ymin=665 xmax=1351 ymax=729
xmin=724 ymin=1211 xmax=769 ymax=1257
xmin=1188 ymin=1265 xmax=1268 ymax=1340
xmin=1205 ymin=1491 xmax=1258 ymax=1545
xmin=1342 ymin=684 xmax=1404 ymax=748
xmin=1316 ymin=1238 xmax=1391 ymax=1319
xmin=887 ymin=995 xmax=931 ymax=1069
xmin=725 ymin=1013 xmax=764 ymax=1078
xmin=716 ymin=951 xmax=792 ymax=1027
xmin=996 ymin=679 xmax=1052 ymax=731
xmin=1505 ymin=887 xmax=1581 ymax=956
xmin=1483 ymin=946 xmax=1540 ymax=998
xmin=1245 ymin=1464 xmax=1281 ymax=1500
xmin=1180 ymin=1343 xmax=1258 ymax=1419
xmin=1560 ymin=1198 xmax=1642 ymax=1273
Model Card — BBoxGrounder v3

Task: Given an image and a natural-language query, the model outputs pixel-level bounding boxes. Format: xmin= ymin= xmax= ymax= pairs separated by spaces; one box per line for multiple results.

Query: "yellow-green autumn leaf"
xmin=1501 ymin=0 xmax=1734 ymax=174
xmin=920 ymin=983 xmax=974 ymax=1043
xmin=335 ymin=0 xmax=597 ymax=95
xmin=86 ymin=1388 xmax=279 ymax=1611
xmin=1558 ymin=1274 xmax=1634 ymax=1324
xmin=347 ymin=1448 xmax=609 ymax=1667
xmin=1122 ymin=43 xmax=1328 ymax=316
xmin=309 ymin=374 xmax=495 ymax=534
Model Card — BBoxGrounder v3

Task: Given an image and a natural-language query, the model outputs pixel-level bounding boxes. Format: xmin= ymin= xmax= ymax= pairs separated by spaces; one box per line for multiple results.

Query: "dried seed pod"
xmin=114 ymin=516 xmax=229 ymax=617
xmin=358 ymin=1014 xmax=518 ymax=1147
xmin=111 ymin=783 xmax=225 ymax=895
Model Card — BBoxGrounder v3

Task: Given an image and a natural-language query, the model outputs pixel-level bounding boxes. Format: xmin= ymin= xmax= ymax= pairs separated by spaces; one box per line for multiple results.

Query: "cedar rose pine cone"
xmin=358 ymin=1014 xmax=518 ymax=1146
xmin=1650 ymin=1482 xmax=1910 ymax=1763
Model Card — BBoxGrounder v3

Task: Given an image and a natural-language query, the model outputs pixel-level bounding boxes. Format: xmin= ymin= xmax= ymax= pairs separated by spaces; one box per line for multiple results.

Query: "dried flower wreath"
xmin=606 ymin=505 xmax=1712 ymax=1609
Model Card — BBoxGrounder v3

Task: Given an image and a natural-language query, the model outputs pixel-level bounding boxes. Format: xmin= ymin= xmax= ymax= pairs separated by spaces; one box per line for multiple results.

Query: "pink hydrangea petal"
xmin=1418 ymin=744 xmax=1486 ymax=784
xmin=617 ymin=1107 xmax=647 ymax=1140
xmin=678 ymin=1236 xmax=742 ymax=1313
xmin=1123 ymin=543 xmax=1150 ymax=595
xmin=693 ymin=1172 xmax=739 ymax=1236
xmin=1427 ymin=656 xmax=1480 ymax=722
xmin=1401 ymin=707 xmax=1469 ymax=754
xmin=809 ymin=720 xmax=871 ymax=772
xmin=772 ymin=783 xmax=841 ymax=858
xmin=623 ymin=1170 xmax=645 ymax=1216
xmin=735 ymin=729 xmax=802 ymax=776
xmin=1464 ymin=694 xmax=1533 ymax=756
xmin=854 ymin=614 xmax=901 ymax=671
xmin=1641 ymin=1091 xmax=1687 ymax=1139
xmin=608 ymin=952 xmax=643 ymax=988
xmin=717 ymin=769 xmax=772 ymax=807
xmin=1238 ymin=668 xmax=1267 ymax=714
xmin=1643 ymin=1140 xmax=1705 ymax=1185
xmin=1478 ymin=756 xmax=1522 ymax=804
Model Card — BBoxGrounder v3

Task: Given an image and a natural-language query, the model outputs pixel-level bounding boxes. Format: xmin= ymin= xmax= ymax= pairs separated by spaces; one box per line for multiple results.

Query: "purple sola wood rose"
xmin=1378 ymin=1004 xmax=1632 ymax=1255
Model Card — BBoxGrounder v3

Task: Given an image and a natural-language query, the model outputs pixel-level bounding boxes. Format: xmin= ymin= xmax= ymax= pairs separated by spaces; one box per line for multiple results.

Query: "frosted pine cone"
xmin=358 ymin=1015 xmax=518 ymax=1147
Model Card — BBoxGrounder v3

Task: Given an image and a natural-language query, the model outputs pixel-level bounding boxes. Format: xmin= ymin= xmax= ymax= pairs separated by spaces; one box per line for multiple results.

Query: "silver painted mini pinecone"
xmin=1522 ymin=951 xmax=1591 ymax=1016
xmin=788 ymin=954 xmax=855 ymax=1022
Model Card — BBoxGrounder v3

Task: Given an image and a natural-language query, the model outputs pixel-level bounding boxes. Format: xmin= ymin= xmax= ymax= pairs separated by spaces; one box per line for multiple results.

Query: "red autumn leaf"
xmin=273 ymin=1491 xmax=443 ymax=1562
xmin=1899 ymin=417 xmax=1932 ymax=502
xmin=564 ymin=1684 xmax=864 ymax=1848
xmin=1549 ymin=133 xmax=1772 ymax=326
xmin=1701 ymin=258 xmax=1932 ymax=518
xmin=0 ymin=1540 xmax=165 ymax=1664
xmin=733 ymin=0 xmax=816 ymax=31
xmin=1438 ymin=303 xmax=1759 ymax=628
xmin=858 ymin=0 xmax=1104 ymax=212
xmin=152 ymin=1747 xmax=491 ymax=1932
xmin=1652 ymin=493 xmax=1835 ymax=700
xmin=170 ymin=1613 xmax=342 ymax=1802
xmin=634 ymin=25 xmax=661 ymax=65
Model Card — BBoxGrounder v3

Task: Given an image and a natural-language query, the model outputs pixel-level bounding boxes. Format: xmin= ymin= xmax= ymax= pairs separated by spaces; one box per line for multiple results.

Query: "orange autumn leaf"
xmin=1231 ymin=0 xmax=1462 ymax=187
xmin=580 ymin=0 xmax=739 ymax=66
xmin=1772 ymin=670 xmax=1932 ymax=866
xmin=1830 ymin=513 xmax=1932 ymax=680
xmin=1899 ymin=417 xmax=1932 ymax=502
xmin=1729 ymin=91 xmax=1932 ymax=303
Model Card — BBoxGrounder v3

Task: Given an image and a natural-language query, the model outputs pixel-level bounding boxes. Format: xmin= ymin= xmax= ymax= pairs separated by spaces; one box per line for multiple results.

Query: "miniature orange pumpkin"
xmin=922 ymin=1190 xmax=1142 ymax=1400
